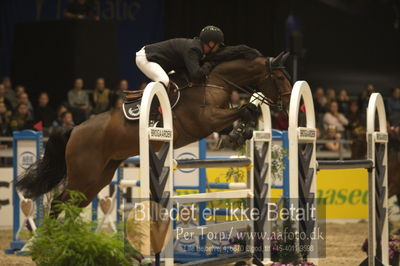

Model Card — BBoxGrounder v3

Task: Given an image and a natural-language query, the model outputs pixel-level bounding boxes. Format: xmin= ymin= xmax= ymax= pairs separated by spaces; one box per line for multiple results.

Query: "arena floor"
xmin=0 ymin=222 xmax=369 ymax=266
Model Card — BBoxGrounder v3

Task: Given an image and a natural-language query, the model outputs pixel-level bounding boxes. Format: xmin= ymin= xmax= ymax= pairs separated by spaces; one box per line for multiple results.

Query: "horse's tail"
xmin=16 ymin=127 xmax=73 ymax=199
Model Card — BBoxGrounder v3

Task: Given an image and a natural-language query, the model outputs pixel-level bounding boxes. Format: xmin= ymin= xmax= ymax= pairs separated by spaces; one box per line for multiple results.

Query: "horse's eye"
xmin=278 ymin=76 xmax=284 ymax=80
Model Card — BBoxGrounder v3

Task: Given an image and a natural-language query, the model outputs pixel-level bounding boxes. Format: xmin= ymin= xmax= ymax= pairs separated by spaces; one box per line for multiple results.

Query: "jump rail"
xmin=174 ymin=158 xmax=251 ymax=168
xmin=317 ymin=160 xmax=373 ymax=170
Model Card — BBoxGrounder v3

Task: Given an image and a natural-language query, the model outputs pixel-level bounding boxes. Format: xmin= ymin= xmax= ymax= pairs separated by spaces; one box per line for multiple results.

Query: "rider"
xmin=135 ymin=25 xmax=224 ymax=89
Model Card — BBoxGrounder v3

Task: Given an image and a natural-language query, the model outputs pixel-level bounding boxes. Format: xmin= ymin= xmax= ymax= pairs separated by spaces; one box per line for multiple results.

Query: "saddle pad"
xmin=122 ymin=90 xmax=180 ymax=121
xmin=122 ymin=99 xmax=141 ymax=121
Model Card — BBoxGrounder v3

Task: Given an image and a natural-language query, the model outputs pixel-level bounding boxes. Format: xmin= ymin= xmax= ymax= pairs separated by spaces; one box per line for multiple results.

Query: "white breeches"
xmin=135 ymin=47 xmax=169 ymax=86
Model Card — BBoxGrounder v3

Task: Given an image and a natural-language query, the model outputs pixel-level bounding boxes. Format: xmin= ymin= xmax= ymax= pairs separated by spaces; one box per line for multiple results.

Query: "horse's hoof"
xmin=216 ymin=135 xmax=231 ymax=150
xmin=243 ymin=128 xmax=254 ymax=140
xmin=216 ymin=137 xmax=225 ymax=150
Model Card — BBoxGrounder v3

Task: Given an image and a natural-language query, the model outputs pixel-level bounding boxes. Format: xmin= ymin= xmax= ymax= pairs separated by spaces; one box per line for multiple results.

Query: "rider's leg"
xmin=135 ymin=48 xmax=169 ymax=87
xmin=135 ymin=48 xmax=167 ymax=125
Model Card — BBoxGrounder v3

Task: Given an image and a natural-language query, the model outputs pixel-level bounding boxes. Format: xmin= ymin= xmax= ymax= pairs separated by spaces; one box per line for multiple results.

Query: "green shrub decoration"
xmin=27 ymin=191 xmax=149 ymax=266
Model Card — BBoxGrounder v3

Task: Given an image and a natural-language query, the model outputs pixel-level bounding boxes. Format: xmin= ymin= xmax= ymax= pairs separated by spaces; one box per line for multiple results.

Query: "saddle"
xmin=122 ymin=81 xmax=181 ymax=121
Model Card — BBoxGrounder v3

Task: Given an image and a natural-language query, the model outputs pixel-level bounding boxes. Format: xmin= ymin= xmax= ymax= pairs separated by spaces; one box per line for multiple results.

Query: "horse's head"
xmin=256 ymin=51 xmax=292 ymax=110
xmin=208 ymin=47 xmax=292 ymax=110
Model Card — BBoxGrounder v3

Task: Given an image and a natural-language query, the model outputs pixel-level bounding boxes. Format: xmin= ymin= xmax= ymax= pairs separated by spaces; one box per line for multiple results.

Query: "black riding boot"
xmin=149 ymin=98 xmax=161 ymax=127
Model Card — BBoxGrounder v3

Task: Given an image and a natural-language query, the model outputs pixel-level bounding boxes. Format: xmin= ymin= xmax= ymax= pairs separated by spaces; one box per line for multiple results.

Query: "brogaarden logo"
xmin=128 ymin=105 xmax=140 ymax=116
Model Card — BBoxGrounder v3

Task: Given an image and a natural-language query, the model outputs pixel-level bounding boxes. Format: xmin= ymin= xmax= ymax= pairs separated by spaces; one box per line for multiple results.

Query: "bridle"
xmin=259 ymin=64 xmax=292 ymax=110
xmin=213 ymin=61 xmax=292 ymax=110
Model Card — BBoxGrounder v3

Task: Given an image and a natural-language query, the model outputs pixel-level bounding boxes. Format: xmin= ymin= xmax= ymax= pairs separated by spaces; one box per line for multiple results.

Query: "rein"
xmin=212 ymin=72 xmax=290 ymax=110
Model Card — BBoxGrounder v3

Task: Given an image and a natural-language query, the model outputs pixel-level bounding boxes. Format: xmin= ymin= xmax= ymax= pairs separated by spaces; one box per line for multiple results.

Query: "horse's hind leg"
xmin=50 ymin=190 xmax=69 ymax=218
xmin=50 ymin=155 xmax=122 ymax=218
xmin=95 ymin=160 xmax=124 ymax=194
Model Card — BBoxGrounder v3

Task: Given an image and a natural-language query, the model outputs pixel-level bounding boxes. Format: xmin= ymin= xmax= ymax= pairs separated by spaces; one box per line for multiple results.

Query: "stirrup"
xmin=159 ymin=81 xmax=178 ymax=93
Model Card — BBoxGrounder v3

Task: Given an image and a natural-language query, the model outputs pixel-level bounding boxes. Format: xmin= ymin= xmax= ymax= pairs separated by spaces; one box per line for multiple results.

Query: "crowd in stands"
xmin=1 ymin=75 xmax=400 ymax=153
xmin=0 ymin=76 xmax=147 ymax=139
xmin=273 ymin=84 xmax=400 ymax=152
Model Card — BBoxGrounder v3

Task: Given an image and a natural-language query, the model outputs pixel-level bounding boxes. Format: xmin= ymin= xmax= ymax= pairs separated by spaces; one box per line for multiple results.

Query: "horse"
xmin=16 ymin=50 xmax=293 ymax=212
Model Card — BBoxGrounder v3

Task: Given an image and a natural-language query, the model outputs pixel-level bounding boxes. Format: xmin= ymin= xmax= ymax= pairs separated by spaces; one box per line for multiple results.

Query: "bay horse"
xmin=16 ymin=50 xmax=292 ymax=210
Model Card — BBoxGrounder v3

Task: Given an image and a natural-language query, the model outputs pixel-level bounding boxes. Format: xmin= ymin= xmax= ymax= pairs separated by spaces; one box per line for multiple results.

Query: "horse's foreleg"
xmin=213 ymin=104 xmax=263 ymax=149
xmin=205 ymin=107 xmax=244 ymax=132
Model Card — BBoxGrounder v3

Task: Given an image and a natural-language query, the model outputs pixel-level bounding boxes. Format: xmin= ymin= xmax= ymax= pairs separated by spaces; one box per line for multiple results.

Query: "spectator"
xmin=337 ymin=89 xmax=350 ymax=113
xmin=316 ymin=127 xmax=322 ymax=139
xmin=323 ymin=100 xmax=349 ymax=133
xmin=116 ymin=79 xmax=129 ymax=94
xmin=60 ymin=111 xmax=75 ymax=128
xmin=9 ymin=103 xmax=34 ymax=132
xmin=323 ymin=125 xmax=342 ymax=152
xmin=68 ymin=78 xmax=90 ymax=124
xmin=273 ymin=111 xmax=288 ymax=130
xmin=313 ymin=87 xmax=327 ymax=131
xmin=326 ymin=88 xmax=336 ymax=102
xmin=92 ymin=78 xmax=111 ymax=114
xmin=34 ymin=92 xmax=56 ymax=134
xmin=64 ymin=0 xmax=99 ymax=20
xmin=1 ymin=76 xmax=16 ymax=108
xmin=17 ymin=92 xmax=34 ymax=116
xmin=15 ymin=85 xmax=26 ymax=98
xmin=0 ymin=102 xmax=11 ymax=136
xmin=0 ymin=84 xmax=13 ymax=111
xmin=358 ymin=84 xmax=375 ymax=113
xmin=313 ymin=87 xmax=327 ymax=114
xmin=52 ymin=105 xmax=69 ymax=129
xmin=110 ymin=79 xmax=128 ymax=108
xmin=386 ymin=88 xmax=400 ymax=125
xmin=347 ymin=100 xmax=365 ymax=135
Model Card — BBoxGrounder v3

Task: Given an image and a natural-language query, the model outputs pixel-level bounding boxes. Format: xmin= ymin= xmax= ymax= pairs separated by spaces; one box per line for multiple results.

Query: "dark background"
xmin=1 ymin=0 xmax=399 ymax=106
xmin=165 ymin=0 xmax=400 ymax=93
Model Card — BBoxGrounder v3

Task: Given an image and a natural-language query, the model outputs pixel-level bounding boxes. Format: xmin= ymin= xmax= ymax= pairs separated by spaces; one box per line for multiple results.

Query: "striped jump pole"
xmin=139 ymin=82 xmax=174 ymax=266
xmin=362 ymin=93 xmax=389 ymax=266
xmin=249 ymin=92 xmax=273 ymax=264
xmin=6 ymin=130 xmax=44 ymax=255
xmin=288 ymin=81 xmax=318 ymax=265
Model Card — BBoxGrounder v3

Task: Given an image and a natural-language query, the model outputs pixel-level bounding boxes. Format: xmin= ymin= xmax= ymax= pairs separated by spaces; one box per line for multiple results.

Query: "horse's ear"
xmin=281 ymin=51 xmax=290 ymax=65
xmin=271 ymin=52 xmax=284 ymax=67
xmin=265 ymin=57 xmax=272 ymax=71
xmin=270 ymin=51 xmax=290 ymax=68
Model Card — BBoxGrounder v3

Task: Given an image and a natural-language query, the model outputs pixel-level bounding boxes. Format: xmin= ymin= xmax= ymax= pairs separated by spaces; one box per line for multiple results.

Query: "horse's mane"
xmin=203 ymin=45 xmax=262 ymax=64
xmin=170 ymin=45 xmax=263 ymax=85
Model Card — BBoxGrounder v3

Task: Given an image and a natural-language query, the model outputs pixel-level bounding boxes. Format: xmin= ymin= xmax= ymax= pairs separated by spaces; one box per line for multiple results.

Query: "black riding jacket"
xmin=144 ymin=38 xmax=213 ymax=82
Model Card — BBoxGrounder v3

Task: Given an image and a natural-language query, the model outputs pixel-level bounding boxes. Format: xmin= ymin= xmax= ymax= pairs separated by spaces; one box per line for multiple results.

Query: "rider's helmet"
xmin=199 ymin=26 xmax=224 ymax=45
